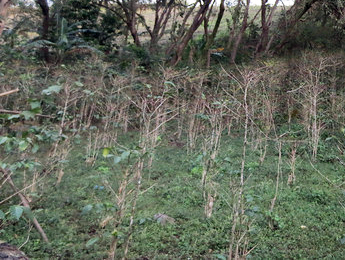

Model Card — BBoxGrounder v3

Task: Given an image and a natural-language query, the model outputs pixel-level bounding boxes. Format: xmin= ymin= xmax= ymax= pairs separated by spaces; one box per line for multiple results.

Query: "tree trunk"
xmin=205 ymin=0 xmax=225 ymax=50
xmin=203 ymin=0 xmax=215 ymax=44
xmin=255 ymin=0 xmax=268 ymax=54
xmin=149 ymin=0 xmax=174 ymax=52
xmin=226 ymin=0 xmax=242 ymax=50
xmin=96 ymin=0 xmax=141 ymax=47
xmin=112 ymin=0 xmax=141 ymax=47
xmin=0 ymin=0 xmax=12 ymax=36
xmin=129 ymin=0 xmax=141 ymax=46
xmin=36 ymin=0 xmax=50 ymax=62
xmin=276 ymin=0 xmax=320 ymax=51
xmin=230 ymin=0 xmax=250 ymax=64
xmin=129 ymin=20 xmax=141 ymax=47
xmin=165 ymin=1 xmax=197 ymax=57
xmin=170 ymin=0 xmax=212 ymax=66
xmin=255 ymin=0 xmax=279 ymax=55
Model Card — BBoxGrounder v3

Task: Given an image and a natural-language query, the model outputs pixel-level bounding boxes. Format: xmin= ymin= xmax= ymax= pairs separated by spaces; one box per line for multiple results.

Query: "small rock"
xmin=153 ymin=213 xmax=175 ymax=225
xmin=0 ymin=242 xmax=29 ymax=259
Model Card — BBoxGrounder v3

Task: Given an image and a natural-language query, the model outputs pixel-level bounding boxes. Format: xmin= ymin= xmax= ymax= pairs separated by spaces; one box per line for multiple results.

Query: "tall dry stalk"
xmin=244 ymin=66 xmax=277 ymax=164
xmin=304 ymin=67 xmax=325 ymax=161
xmin=112 ymin=84 xmax=177 ymax=259
xmin=121 ymin=109 xmax=176 ymax=259
xmin=54 ymin=138 xmax=72 ymax=185
xmin=269 ymin=140 xmax=282 ymax=214
xmin=108 ymin=168 xmax=133 ymax=259
xmin=107 ymin=75 xmax=133 ymax=134
xmin=50 ymin=82 xmax=79 ymax=157
xmin=134 ymin=92 xmax=176 ymax=169
xmin=185 ymin=74 xmax=208 ymax=154
xmin=122 ymin=158 xmax=144 ymax=259
xmin=293 ymin=54 xmax=337 ymax=160
xmin=201 ymin=100 xmax=225 ymax=218
xmin=257 ymin=80 xmax=277 ymax=164
xmin=1 ymin=168 xmax=49 ymax=243
xmin=187 ymin=97 xmax=206 ymax=154
xmin=287 ymin=142 xmax=298 ymax=185
xmin=85 ymin=129 xmax=102 ymax=166
xmin=225 ymin=68 xmax=258 ymax=259
xmin=97 ymin=76 xmax=133 ymax=148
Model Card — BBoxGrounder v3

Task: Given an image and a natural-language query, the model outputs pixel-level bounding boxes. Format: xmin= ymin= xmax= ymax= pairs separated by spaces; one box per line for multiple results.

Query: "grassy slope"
xmin=1 ymin=51 xmax=344 ymax=259
xmin=2 ymin=129 xmax=344 ymax=259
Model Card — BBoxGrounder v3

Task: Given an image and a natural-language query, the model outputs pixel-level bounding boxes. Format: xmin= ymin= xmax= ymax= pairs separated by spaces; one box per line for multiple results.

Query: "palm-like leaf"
xmin=23 ymin=17 xmax=103 ymax=61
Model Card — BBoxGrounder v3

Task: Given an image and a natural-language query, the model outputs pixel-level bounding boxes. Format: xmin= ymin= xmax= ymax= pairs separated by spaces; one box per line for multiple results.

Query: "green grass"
xmin=1 ymin=129 xmax=344 ymax=259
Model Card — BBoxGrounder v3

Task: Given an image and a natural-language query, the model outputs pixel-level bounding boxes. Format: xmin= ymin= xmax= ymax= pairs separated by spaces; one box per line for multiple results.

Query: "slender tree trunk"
xmin=230 ymin=0 xmax=250 ymax=64
xmin=255 ymin=0 xmax=279 ymax=55
xmin=150 ymin=0 xmax=163 ymax=51
xmin=116 ymin=0 xmax=141 ymax=47
xmin=205 ymin=0 xmax=225 ymax=50
xmin=276 ymin=0 xmax=320 ymax=51
xmin=165 ymin=1 xmax=197 ymax=57
xmin=255 ymin=0 xmax=268 ymax=54
xmin=203 ymin=0 xmax=216 ymax=44
xmin=36 ymin=0 xmax=50 ymax=62
xmin=149 ymin=0 xmax=174 ymax=52
xmin=129 ymin=0 xmax=141 ymax=46
xmin=0 ymin=0 xmax=12 ymax=36
xmin=96 ymin=0 xmax=141 ymax=46
xmin=170 ymin=0 xmax=212 ymax=66
xmin=129 ymin=21 xmax=141 ymax=46
xmin=226 ymin=0 xmax=241 ymax=50
xmin=263 ymin=0 xmax=279 ymax=53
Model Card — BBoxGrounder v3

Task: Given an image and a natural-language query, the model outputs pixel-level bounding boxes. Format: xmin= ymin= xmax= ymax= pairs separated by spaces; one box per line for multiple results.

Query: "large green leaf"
xmin=214 ymin=254 xmax=227 ymax=260
xmin=121 ymin=150 xmax=130 ymax=160
xmin=29 ymin=99 xmax=41 ymax=109
xmin=30 ymin=107 xmax=42 ymax=114
xmin=25 ymin=39 xmax=57 ymax=49
xmin=0 ymin=136 xmax=8 ymax=145
xmin=164 ymin=81 xmax=176 ymax=87
xmin=59 ymin=18 xmax=69 ymax=46
xmin=81 ymin=204 xmax=93 ymax=215
xmin=31 ymin=144 xmax=39 ymax=153
xmin=18 ymin=140 xmax=29 ymax=151
xmin=113 ymin=156 xmax=121 ymax=164
xmin=42 ymin=85 xmax=62 ymax=95
xmin=10 ymin=205 xmax=23 ymax=220
xmin=85 ymin=237 xmax=99 ymax=248
xmin=21 ymin=110 xmax=36 ymax=120
xmin=0 ymin=209 xmax=5 ymax=220
xmin=340 ymin=236 xmax=345 ymax=244
xmin=74 ymin=81 xmax=84 ymax=87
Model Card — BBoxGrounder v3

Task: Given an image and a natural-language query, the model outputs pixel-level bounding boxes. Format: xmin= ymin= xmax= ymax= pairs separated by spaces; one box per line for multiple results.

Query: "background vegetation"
xmin=0 ymin=0 xmax=345 ymax=259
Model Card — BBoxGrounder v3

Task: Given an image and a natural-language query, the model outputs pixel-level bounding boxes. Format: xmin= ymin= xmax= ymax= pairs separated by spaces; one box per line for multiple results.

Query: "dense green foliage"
xmin=2 ymin=131 xmax=345 ymax=259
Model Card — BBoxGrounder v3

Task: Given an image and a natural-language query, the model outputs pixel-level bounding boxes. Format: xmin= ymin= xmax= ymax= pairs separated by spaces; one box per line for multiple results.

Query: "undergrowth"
xmin=1 ymin=131 xmax=344 ymax=259
xmin=1 ymin=52 xmax=345 ymax=259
